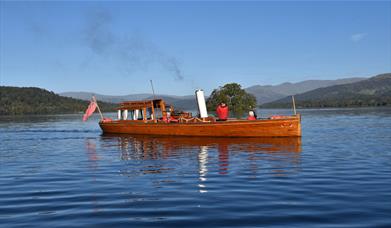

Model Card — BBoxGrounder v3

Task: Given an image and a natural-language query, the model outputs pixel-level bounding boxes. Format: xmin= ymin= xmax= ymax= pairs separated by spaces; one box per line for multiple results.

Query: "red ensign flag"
xmin=83 ymin=100 xmax=97 ymax=122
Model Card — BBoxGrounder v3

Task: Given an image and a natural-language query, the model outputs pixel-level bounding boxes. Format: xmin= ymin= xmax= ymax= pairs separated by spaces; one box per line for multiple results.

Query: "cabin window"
xmin=146 ymin=108 xmax=155 ymax=120
xmin=132 ymin=110 xmax=143 ymax=120
xmin=138 ymin=110 xmax=144 ymax=120
xmin=154 ymin=109 xmax=162 ymax=119
xmin=122 ymin=110 xmax=128 ymax=120
xmin=117 ymin=110 xmax=122 ymax=120
xmin=128 ymin=110 xmax=134 ymax=120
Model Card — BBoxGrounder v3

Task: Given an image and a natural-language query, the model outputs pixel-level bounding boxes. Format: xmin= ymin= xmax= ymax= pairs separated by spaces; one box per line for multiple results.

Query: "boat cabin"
xmin=116 ymin=99 xmax=192 ymax=123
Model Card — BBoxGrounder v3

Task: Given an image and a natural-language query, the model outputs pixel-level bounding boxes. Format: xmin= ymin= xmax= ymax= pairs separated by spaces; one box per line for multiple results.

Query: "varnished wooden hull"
xmin=99 ymin=115 xmax=301 ymax=137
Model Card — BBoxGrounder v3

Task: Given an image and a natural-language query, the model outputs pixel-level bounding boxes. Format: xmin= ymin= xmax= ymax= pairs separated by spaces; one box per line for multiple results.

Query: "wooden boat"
xmin=99 ymin=99 xmax=301 ymax=137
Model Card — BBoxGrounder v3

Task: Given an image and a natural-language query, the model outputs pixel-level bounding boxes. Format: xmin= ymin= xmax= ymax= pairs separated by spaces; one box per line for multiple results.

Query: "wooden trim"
xmin=142 ymin=108 xmax=147 ymax=122
xmin=150 ymin=100 xmax=156 ymax=123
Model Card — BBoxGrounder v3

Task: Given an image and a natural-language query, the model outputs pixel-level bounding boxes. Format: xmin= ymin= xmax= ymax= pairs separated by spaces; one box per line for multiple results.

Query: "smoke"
xmin=83 ymin=10 xmax=114 ymax=55
xmin=82 ymin=9 xmax=184 ymax=81
xmin=162 ymin=57 xmax=184 ymax=81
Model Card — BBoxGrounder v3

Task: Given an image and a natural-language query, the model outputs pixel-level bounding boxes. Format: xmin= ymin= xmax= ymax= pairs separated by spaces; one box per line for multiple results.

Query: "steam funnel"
xmin=195 ymin=89 xmax=208 ymax=118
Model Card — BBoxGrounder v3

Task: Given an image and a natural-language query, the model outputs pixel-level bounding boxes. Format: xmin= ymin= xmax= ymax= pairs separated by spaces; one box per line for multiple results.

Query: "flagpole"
xmin=93 ymin=96 xmax=104 ymax=120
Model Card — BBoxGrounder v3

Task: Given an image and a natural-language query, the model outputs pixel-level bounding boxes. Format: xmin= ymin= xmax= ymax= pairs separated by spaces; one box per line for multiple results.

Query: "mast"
xmin=93 ymin=96 xmax=104 ymax=120
xmin=150 ymin=80 xmax=156 ymax=99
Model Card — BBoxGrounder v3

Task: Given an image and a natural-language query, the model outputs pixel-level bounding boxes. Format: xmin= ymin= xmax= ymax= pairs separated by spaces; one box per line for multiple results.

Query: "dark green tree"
xmin=206 ymin=83 xmax=257 ymax=118
xmin=0 ymin=86 xmax=117 ymax=115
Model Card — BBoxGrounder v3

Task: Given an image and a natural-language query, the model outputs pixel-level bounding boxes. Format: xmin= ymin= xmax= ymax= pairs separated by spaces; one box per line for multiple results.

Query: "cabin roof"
xmin=118 ymin=99 xmax=167 ymax=110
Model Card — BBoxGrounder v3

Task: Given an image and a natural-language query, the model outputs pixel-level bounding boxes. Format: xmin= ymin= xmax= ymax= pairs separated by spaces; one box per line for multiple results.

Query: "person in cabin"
xmin=162 ymin=111 xmax=178 ymax=123
xmin=247 ymin=110 xmax=257 ymax=120
xmin=162 ymin=112 xmax=170 ymax=123
xmin=216 ymin=102 xmax=229 ymax=121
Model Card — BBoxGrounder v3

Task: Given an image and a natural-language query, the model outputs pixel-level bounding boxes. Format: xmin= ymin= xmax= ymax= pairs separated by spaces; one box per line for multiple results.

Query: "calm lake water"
xmin=1 ymin=108 xmax=391 ymax=227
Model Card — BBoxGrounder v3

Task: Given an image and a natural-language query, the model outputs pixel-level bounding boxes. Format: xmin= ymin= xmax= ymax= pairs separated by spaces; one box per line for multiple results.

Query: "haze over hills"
xmin=61 ymin=77 xmax=367 ymax=109
xmin=60 ymin=92 xmax=153 ymax=104
xmin=60 ymin=92 xmax=197 ymax=110
xmin=263 ymin=73 xmax=391 ymax=108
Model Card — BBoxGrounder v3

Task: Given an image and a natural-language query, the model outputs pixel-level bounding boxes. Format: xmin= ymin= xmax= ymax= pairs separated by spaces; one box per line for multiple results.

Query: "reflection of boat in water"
xmin=100 ymin=134 xmax=302 ymax=187
xmin=98 ymin=90 xmax=301 ymax=137
xmin=101 ymin=134 xmax=302 ymax=157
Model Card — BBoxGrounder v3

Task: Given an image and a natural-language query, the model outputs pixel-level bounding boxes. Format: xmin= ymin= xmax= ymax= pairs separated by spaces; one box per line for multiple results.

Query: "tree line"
xmin=0 ymin=86 xmax=117 ymax=115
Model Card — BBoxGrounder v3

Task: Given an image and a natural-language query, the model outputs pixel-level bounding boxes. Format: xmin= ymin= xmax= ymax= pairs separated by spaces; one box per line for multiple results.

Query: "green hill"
xmin=262 ymin=73 xmax=391 ymax=108
xmin=0 ymin=86 xmax=117 ymax=115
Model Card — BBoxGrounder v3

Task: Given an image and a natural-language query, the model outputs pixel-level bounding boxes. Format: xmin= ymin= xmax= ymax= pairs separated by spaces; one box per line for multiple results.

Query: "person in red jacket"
xmin=216 ymin=102 xmax=229 ymax=121
xmin=247 ymin=110 xmax=257 ymax=120
xmin=162 ymin=112 xmax=178 ymax=123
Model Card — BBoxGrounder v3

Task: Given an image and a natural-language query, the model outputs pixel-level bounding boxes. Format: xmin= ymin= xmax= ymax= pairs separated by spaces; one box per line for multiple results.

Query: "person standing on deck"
xmin=247 ymin=110 xmax=257 ymax=120
xmin=162 ymin=111 xmax=178 ymax=123
xmin=216 ymin=102 xmax=229 ymax=121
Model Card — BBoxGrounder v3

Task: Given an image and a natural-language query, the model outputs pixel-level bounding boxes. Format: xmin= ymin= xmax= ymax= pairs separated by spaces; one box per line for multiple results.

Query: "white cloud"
xmin=351 ymin=33 xmax=367 ymax=42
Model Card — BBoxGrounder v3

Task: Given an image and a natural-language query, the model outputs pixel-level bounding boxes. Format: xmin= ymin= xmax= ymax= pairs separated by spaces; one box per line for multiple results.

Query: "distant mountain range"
xmin=2 ymin=74 xmax=388 ymax=116
xmin=262 ymin=73 xmax=391 ymax=108
xmin=61 ymin=77 xmax=367 ymax=109
xmin=245 ymin=77 xmax=366 ymax=104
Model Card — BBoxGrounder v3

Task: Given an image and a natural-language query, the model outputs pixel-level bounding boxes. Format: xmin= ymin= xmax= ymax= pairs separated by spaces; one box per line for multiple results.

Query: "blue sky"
xmin=1 ymin=1 xmax=390 ymax=95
